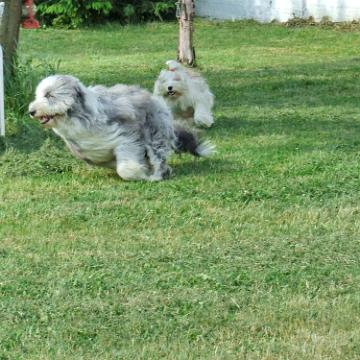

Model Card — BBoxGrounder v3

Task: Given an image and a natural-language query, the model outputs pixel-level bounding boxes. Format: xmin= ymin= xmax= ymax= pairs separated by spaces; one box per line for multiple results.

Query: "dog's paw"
xmin=194 ymin=115 xmax=214 ymax=128
xmin=161 ymin=166 xmax=172 ymax=179
xmin=149 ymin=166 xmax=172 ymax=181
xmin=117 ymin=161 xmax=148 ymax=181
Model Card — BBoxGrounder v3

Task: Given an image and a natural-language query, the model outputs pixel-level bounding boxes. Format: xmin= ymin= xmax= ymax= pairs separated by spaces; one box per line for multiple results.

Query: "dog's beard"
xmin=165 ymin=90 xmax=182 ymax=98
xmin=31 ymin=112 xmax=65 ymax=128
xmin=29 ymin=98 xmax=71 ymax=128
xmin=39 ymin=115 xmax=54 ymax=125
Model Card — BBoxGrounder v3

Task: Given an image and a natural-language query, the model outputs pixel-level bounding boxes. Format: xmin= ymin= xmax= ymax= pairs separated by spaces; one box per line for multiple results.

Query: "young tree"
xmin=0 ymin=0 xmax=22 ymax=78
xmin=177 ymin=0 xmax=195 ymax=66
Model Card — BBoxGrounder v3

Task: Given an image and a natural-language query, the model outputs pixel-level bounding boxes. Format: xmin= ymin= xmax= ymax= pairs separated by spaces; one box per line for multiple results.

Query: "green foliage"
xmin=5 ymin=58 xmax=59 ymax=117
xmin=4 ymin=58 xmax=59 ymax=135
xmin=111 ymin=1 xmax=176 ymax=23
xmin=35 ymin=0 xmax=176 ymax=27
xmin=152 ymin=1 xmax=175 ymax=21
xmin=36 ymin=0 xmax=112 ymax=28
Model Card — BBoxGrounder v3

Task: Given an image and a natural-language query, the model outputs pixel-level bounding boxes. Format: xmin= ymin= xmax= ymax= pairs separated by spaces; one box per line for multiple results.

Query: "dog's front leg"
xmin=194 ymin=103 xmax=214 ymax=128
xmin=114 ymin=142 xmax=150 ymax=181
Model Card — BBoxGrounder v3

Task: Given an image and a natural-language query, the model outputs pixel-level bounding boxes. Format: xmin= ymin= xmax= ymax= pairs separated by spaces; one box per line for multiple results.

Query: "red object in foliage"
xmin=22 ymin=0 xmax=40 ymax=29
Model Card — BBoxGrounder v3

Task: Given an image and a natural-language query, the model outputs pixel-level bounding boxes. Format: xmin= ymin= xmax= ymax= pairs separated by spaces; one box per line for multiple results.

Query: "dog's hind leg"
xmin=143 ymin=106 xmax=174 ymax=181
xmin=114 ymin=140 xmax=150 ymax=181
xmin=145 ymin=144 xmax=172 ymax=181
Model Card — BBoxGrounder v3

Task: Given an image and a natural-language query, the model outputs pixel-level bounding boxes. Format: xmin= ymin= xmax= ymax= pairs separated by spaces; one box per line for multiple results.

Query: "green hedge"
xmin=35 ymin=0 xmax=177 ymax=28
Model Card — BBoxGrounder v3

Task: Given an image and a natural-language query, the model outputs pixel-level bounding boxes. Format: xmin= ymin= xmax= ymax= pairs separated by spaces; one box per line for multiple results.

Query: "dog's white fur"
xmin=153 ymin=60 xmax=214 ymax=127
xmin=29 ymin=75 xmax=215 ymax=181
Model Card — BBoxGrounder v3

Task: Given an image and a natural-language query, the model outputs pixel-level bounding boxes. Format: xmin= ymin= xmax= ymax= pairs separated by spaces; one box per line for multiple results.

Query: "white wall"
xmin=0 ymin=46 xmax=4 ymax=136
xmin=0 ymin=2 xmax=4 ymax=20
xmin=196 ymin=0 xmax=360 ymax=22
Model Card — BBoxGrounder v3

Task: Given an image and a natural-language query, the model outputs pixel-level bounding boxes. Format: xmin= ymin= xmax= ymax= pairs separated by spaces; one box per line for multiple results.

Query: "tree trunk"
xmin=0 ymin=0 xmax=22 ymax=79
xmin=177 ymin=0 xmax=195 ymax=66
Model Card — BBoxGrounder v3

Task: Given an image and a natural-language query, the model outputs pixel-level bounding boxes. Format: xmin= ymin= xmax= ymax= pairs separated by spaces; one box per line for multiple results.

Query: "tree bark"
xmin=177 ymin=0 xmax=195 ymax=66
xmin=0 ymin=0 xmax=22 ymax=78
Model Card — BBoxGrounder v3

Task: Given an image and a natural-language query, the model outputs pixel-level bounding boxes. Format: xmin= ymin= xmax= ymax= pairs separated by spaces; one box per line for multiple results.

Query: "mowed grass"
xmin=1 ymin=20 xmax=360 ymax=359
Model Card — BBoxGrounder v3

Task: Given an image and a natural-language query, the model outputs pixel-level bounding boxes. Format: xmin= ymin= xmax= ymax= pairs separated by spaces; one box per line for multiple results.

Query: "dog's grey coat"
xmin=29 ymin=75 xmax=214 ymax=181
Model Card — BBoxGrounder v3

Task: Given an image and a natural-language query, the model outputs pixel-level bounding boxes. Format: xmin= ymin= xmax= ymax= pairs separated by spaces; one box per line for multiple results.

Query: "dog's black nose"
xmin=167 ymin=86 xmax=173 ymax=91
xmin=29 ymin=110 xmax=36 ymax=117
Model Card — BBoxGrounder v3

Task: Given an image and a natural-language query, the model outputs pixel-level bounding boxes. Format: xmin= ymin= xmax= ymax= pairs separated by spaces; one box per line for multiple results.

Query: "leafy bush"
xmin=110 ymin=1 xmax=176 ymax=23
xmin=36 ymin=0 xmax=113 ymax=28
xmin=35 ymin=0 xmax=177 ymax=28
xmin=4 ymin=58 xmax=59 ymax=136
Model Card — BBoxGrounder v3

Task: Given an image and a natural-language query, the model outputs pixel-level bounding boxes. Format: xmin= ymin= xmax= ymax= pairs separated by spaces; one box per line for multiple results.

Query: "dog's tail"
xmin=173 ymin=125 xmax=216 ymax=157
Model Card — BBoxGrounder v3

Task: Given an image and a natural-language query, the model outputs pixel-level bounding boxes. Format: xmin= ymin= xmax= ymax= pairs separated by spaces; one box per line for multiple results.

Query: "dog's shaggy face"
xmin=154 ymin=61 xmax=215 ymax=128
xmin=29 ymin=75 xmax=83 ymax=128
xmin=154 ymin=69 xmax=188 ymax=100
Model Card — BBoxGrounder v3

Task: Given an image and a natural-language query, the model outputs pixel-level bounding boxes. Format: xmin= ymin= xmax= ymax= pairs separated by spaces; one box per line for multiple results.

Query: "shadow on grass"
xmin=208 ymin=58 xmax=360 ymax=109
xmin=171 ymin=157 xmax=235 ymax=179
xmin=216 ymin=114 xmax=360 ymax=134
xmin=3 ymin=58 xmax=360 ymax=167
xmin=0 ymin=124 xmax=61 ymax=156
xmin=99 ymin=157 xmax=233 ymax=182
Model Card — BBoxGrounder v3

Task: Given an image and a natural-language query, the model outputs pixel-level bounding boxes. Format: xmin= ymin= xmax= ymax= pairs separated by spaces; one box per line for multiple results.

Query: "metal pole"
xmin=0 ymin=45 xmax=4 ymax=136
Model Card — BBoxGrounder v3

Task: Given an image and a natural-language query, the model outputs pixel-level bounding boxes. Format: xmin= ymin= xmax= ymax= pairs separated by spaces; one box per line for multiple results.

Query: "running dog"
xmin=29 ymin=75 xmax=215 ymax=181
xmin=154 ymin=60 xmax=214 ymax=127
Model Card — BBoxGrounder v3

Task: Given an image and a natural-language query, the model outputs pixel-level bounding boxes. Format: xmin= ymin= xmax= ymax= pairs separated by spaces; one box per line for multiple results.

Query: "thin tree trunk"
xmin=177 ymin=0 xmax=195 ymax=66
xmin=0 ymin=0 xmax=22 ymax=78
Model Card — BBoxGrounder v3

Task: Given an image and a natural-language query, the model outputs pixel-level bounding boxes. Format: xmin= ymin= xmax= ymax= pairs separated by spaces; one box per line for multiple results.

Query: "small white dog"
xmin=154 ymin=60 xmax=214 ymax=127
xmin=28 ymin=75 xmax=215 ymax=181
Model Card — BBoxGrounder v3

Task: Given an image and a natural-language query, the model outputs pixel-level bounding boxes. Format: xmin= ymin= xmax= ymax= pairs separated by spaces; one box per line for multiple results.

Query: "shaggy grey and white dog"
xmin=29 ymin=75 xmax=215 ymax=181
xmin=154 ymin=60 xmax=214 ymax=127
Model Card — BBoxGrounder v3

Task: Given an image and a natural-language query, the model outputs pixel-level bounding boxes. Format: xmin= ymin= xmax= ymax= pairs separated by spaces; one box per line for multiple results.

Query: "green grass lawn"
xmin=1 ymin=20 xmax=360 ymax=359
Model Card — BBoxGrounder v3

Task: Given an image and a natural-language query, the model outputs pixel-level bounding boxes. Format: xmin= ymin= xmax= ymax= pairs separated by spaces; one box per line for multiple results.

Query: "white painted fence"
xmin=196 ymin=0 xmax=360 ymax=22
xmin=0 ymin=46 xmax=4 ymax=136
